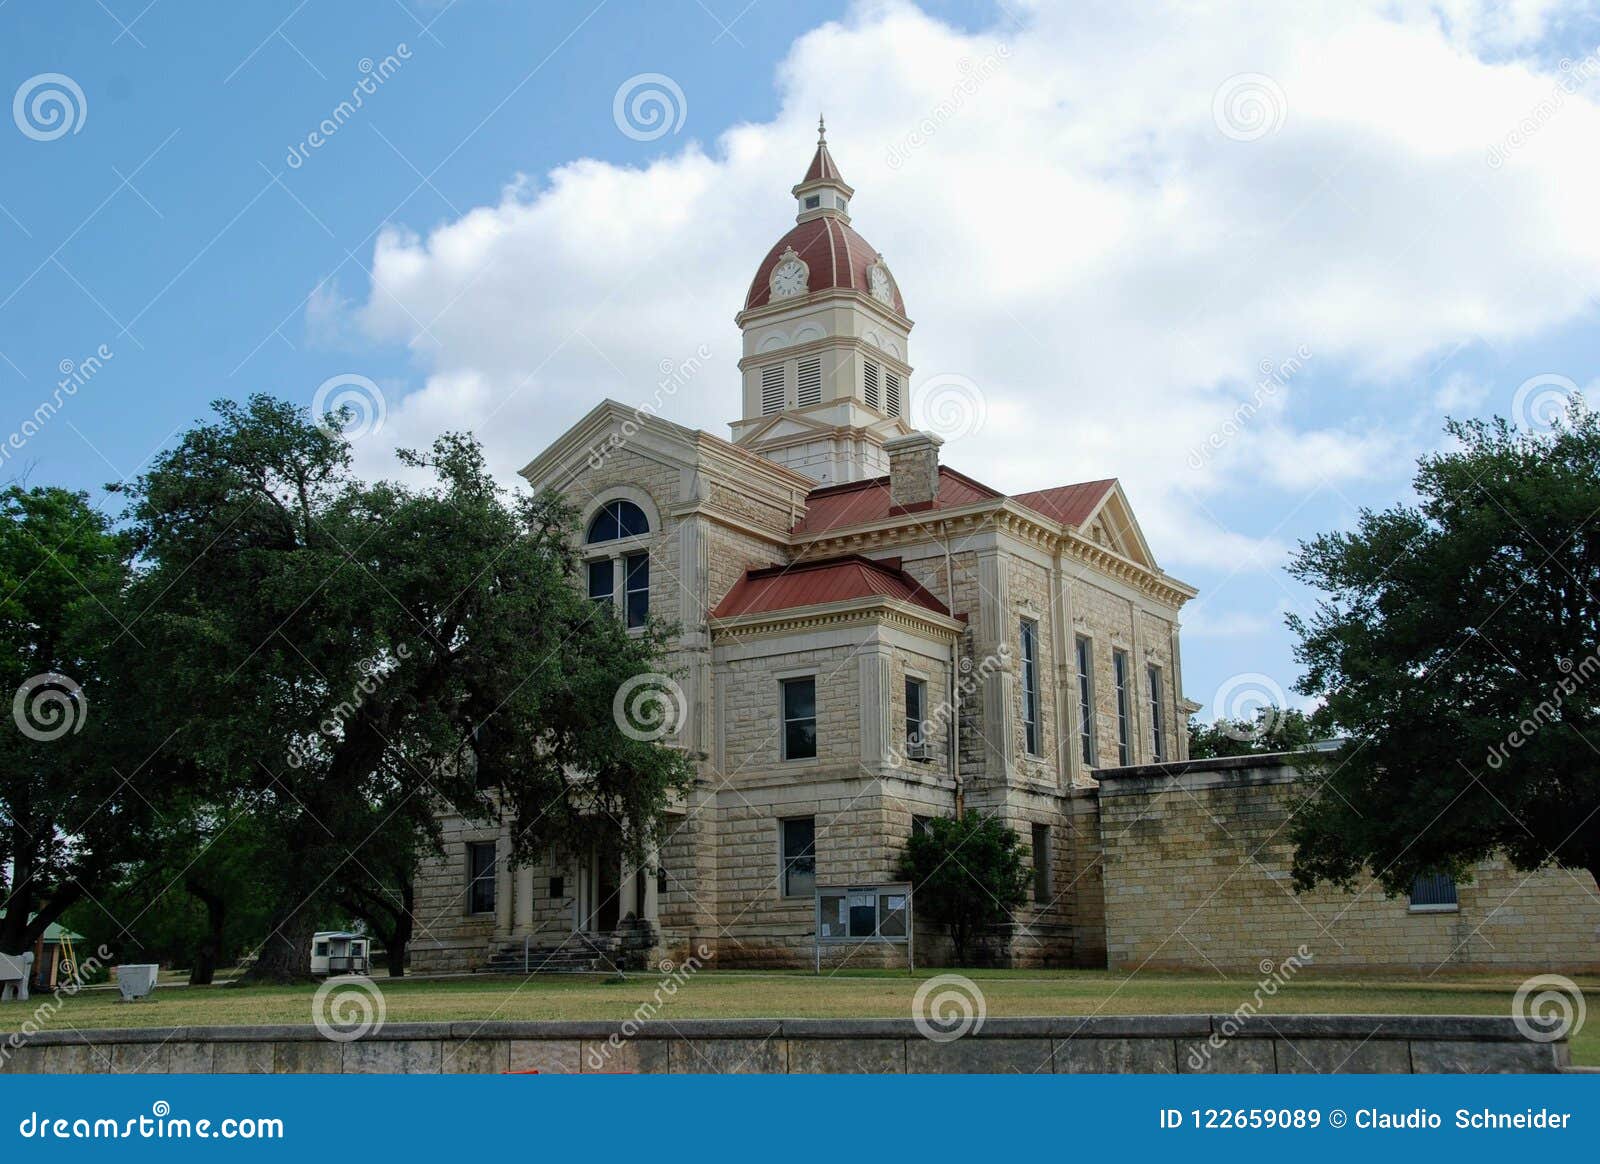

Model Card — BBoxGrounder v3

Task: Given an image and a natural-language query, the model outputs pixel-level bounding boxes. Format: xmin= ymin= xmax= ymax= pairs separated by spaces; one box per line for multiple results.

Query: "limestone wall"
xmin=1098 ymin=756 xmax=1600 ymax=973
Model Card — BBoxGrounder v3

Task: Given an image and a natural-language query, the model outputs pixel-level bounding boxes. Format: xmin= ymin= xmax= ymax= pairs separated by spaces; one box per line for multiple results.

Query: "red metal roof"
xmin=711 ymin=555 xmax=950 ymax=619
xmin=790 ymin=467 xmax=1002 ymax=536
xmin=803 ymin=139 xmax=843 ymax=185
xmin=1012 ymin=480 xmax=1117 ymax=528
xmin=790 ymin=469 xmax=1119 ymax=537
xmin=743 ymin=216 xmax=904 ymax=314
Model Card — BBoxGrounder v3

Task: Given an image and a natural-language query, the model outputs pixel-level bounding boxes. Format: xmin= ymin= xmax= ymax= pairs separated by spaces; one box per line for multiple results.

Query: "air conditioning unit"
xmin=115 ymin=963 xmax=159 ymax=1001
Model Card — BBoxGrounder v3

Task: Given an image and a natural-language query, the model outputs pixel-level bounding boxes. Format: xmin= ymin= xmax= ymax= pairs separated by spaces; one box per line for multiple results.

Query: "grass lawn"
xmin=17 ymin=968 xmax=1599 ymax=1066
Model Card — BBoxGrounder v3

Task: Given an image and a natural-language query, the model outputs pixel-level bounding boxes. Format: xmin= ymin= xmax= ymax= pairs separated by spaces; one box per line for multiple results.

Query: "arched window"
xmin=586 ymin=499 xmax=649 ymax=543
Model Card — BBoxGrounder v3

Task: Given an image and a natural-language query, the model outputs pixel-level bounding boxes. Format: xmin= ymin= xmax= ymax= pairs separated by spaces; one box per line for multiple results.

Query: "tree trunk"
xmin=386 ymin=881 xmax=414 ymax=978
xmin=244 ymin=901 xmax=318 ymax=983
xmin=186 ymin=876 xmax=226 ymax=987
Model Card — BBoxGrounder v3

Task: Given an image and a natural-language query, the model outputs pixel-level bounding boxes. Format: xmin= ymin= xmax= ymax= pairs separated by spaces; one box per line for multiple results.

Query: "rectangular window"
xmin=1147 ymin=663 xmax=1166 ymax=762
xmin=803 ymin=194 xmax=820 ymax=210
xmin=550 ymin=875 xmax=564 ymax=899
xmin=467 ymin=841 xmax=497 ymax=915
xmin=624 ymin=552 xmax=649 ymax=628
xmin=1021 ymin=619 xmax=1041 ymax=756
xmin=885 ymin=371 xmax=902 ymax=416
xmin=905 ymin=676 xmax=928 ymax=760
xmin=760 ymin=363 xmax=785 ymax=414
xmin=781 ymin=817 xmax=816 ymax=898
xmin=1113 ymin=649 xmax=1131 ymax=765
xmin=1408 ymin=872 xmax=1459 ymax=912
xmin=796 ymin=355 xmax=823 ymax=407
xmin=913 ymin=814 xmax=935 ymax=838
xmin=863 ymin=359 xmax=881 ymax=410
xmin=1075 ymin=635 xmax=1095 ymax=767
xmin=586 ymin=559 xmax=613 ymax=607
xmin=781 ymin=676 xmax=817 ymax=760
xmin=1031 ymin=823 xmax=1051 ymax=903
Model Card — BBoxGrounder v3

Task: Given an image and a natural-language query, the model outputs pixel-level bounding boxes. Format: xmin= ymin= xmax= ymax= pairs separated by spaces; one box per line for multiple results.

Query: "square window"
xmin=781 ymin=817 xmax=816 ymax=898
xmin=467 ymin=841 xmax=497 ymax=915
xmin=782 ymin=677 xmax=817 ymax=760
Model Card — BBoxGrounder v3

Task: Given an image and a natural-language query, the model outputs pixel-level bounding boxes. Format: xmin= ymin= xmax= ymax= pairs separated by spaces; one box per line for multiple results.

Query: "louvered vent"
xmin=863 ymin=360 xmax=881 ymax=410
xmin=796 ymin=356 xmax=822 ymax=407
xmin=760 ymin=364 xmax=785 ymax=414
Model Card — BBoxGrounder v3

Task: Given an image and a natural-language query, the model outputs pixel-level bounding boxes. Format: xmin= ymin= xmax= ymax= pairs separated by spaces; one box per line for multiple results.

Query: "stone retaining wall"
xmin=0 ymin=1016 xmax=1569 ymax=1074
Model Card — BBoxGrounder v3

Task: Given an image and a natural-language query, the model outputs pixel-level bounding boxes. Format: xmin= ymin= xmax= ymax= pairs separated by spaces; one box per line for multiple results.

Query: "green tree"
xmin=897 ymin=812 xmax=1031 ymax=964
xmin=1288 ymin=407 xmax=1600 ymax=897
xmin=0 ymin=485 xmax=149 ymax=955
xmin=122 ymin=396 xmax=695 ymax=980
xmin=1187 ymin=707 xmax=1324 ymax=759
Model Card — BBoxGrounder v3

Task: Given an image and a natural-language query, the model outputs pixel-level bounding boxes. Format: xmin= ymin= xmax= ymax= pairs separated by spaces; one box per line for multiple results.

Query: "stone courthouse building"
xmin=411 ymin=130 xmax=1600 ymax=976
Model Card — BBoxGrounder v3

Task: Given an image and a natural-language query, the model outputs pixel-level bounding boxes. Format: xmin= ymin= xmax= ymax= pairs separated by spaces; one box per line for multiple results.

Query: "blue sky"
xmin=5 ymin=1 xmax=1600 ymax=723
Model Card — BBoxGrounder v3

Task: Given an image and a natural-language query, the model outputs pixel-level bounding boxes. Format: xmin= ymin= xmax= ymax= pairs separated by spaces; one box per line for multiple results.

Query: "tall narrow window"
xmin=624 ymin=552 xmax=649 ymax=628
xmin=1113 ymin=649 xmax=1131 ymax=765
xmin=1075 ymin=635 xmax=1096 ymax=767
xmin=587 ymin=559 xmax=614 ymax=608
xmin=863 ymin=359 xmax=881 ymax=410
xmin=467 ymin=841 xmax=497 ymax=915
xmin=781 ymin=817 xmax=816 ymax=898
xmin=905 ymin=676 xmax=928 ymax=760
xmin=760 ymin=363 xmax=785 ymax=414
xmin=1020 ymin=619 xmax=1041 ymax=756
xmin=796 ymin=355 xmax=823 ymax=407
xmin=1147 ymin=663 xmax=1166 ymax=762
xmin=781 ymin=677 xmax=817 ymax=760
xmin=885 ymin=371 xmax=902 ymax=416
xmin=1031 ymin=823 xmax=1051 ymax=903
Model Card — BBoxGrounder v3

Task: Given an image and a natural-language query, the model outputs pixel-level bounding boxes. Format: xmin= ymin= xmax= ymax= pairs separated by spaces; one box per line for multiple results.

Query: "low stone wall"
xmin=0 ymin=1016 xmax=1570 ymax=1074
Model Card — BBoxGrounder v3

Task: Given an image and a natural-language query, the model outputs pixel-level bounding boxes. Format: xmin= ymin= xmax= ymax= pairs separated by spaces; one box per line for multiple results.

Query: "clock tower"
xmin=730 ymin=119 xmax=914 ymax=485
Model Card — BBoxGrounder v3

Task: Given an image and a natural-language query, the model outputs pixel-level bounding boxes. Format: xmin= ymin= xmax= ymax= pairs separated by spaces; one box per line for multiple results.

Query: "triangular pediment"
xmin=736 ymin=411 xmax=843 ymax=446
xmin=1079 ymin=483 xmax=1157 ymax=570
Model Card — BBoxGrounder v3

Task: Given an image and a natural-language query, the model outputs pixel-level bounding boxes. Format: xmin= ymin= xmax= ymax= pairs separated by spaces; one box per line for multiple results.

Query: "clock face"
xmin=868 ymin=265 xmax=894 ymax=305
xmin=771 ymin=258 xmax=808 ymax=298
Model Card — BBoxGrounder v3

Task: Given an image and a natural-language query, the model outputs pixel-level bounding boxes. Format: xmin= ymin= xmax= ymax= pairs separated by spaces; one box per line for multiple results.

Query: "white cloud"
xmin=336 ymin=0 xmax=1600 ymax=577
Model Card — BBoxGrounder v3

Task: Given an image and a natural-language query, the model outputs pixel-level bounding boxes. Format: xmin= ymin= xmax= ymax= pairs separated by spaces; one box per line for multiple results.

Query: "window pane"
xmin=783 ymin=818 xmax=816 ymax=897
xmin=1076 ymin=635 xmax=1095 ymax=766
xmin=1032 ymin=823 xmax=1051 ymax=903
xmin=1113 ymin=650 xmax=1131 ymax=765
xmin=468 ymin=842 xmax=497 ymax=914
xmin=1148 ymin=664 xmax=1165 ymax=762
xmin=586 ymin=507 xmax=620 ymax=544
xmin=785 ymin=719 xmax=817 ymax=760
xmin=625 ymin=553 xmax=649 ymax=628
xmin=1021 ymin=620 xmax=1040 ymax=756
xmin=905 ymin=677 xmax=925 ymax=755
xmin=587 ymin=559 xmax=613 ymax=604
xmin=782 ymin=678 xmax=817 ymax=760
xmin=783 ymin=677 xmax=815 ymax=720
xmin=586 ymin=500 xmax=648 ymax=543
xmin=616 ymin=501 xmax=649 ymax=538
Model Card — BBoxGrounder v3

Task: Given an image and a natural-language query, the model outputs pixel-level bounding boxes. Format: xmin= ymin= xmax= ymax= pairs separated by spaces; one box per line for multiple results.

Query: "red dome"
xmin=744 ymin=217 xmax=905 ymax=314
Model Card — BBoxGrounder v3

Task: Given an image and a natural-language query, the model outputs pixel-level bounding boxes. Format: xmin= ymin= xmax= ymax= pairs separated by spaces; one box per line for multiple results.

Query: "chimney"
xmin=884 ymin=431 xmax=942 ymax=509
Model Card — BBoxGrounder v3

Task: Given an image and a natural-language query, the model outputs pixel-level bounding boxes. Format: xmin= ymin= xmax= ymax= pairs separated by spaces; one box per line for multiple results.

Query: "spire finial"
xmin=818 ymin=114 xmax=826 ymax=145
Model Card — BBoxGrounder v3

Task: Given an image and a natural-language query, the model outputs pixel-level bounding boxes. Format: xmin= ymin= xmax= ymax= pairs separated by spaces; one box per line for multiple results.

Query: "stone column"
xmin=515 ymin=862 xmax=534 ymax=933
xmin=495 ymin=833 xmax=514 ymax=937
xmin=858 ymin=647 xmax=893 ymax=770
xmin=975 ymin=549 xmax=1014 ymax=785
